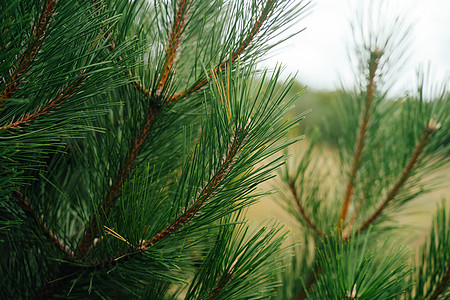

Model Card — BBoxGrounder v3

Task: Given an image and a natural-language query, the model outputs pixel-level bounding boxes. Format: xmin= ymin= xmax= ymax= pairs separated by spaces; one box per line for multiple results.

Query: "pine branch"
xmin=0 ymin=74 xmax=87 ymax=130
xmin=156 ymin=0 xmax=192 ymax=96
xmin=1 ymin=7 xmax=119 ymax=131
xmin=34 ymin=126 xmax=245 ymax=298
xmin=349 ymin=119 xmax=440 ymax=238
xmin=4 ymin=0 xmax=306 ymax=298
xmin=85 ymin=127 xmax=243 ymax=269
xmin=75 ymin=104 xmax=160 ymax=256
xmin=288 ymin=180 xmax=326 ymax=238
xmin=170 ymin=0 xmax=276 ymax=102
xmin=0 ymin=0 xmax=57 ymax=103
xmin=75 ymin=0 xmax=195 ymax=256
xmin=295 ymin=270 xmax=317 ymax=300
xmin=207 ymin=272 xmax=234 ymax=300
xmin=14 ymin=190 xmax=73 ymax=257
xmin=92 ymin=0 xmax=151 ymax=97
xmin=430 ymin=263 xmax=450 ymax=300
xmin=109 ymin=38 xmax=152 ymax=97
xmin=338 ymin=49 xmax=382 ymax=228
xmin=145 ymin=128 xmax=241 ymax=248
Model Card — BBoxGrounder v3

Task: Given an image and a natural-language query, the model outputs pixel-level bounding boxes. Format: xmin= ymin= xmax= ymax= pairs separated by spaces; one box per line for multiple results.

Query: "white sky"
xmin=264 ymin=0 xmax=450 ymax=96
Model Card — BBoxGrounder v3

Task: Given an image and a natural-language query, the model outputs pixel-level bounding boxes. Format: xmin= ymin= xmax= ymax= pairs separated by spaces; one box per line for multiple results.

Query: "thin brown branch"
xmin=430 ymin=261 xmax=450 ymax=300
xmin=75 ymin=104 xmax=160 ymax=256
xmin=1 ymin=4 xmax=119 ymax=131
xmin=107 ymin=0 xmax=191 ymax=100
xmin=342 ymin=196 xmax=364 ymax=237
xmin=83 ymin=128 xmax=243 ymax=268
xmin=1 ymin=0 xmax=58 ymax=102
xmin=0 ymin=74 xmax=87 ymax=130
xmin=207 ymin=272 xmax=234 ymax=300
xmin=143 ymin=129 xmax=241 ymax=248
xmin=338 ymin=49 xmax=382 ymax=228
xmin=157 ymin=0 xmax=191 ymax=97
xmin=14 ymin=190 xmax=73 ymax=257
xmin=295 ymin=267 xmax=319 ymax=300
xmin=288 ymin=180 xmax=326 ymax=238
xmin=169 ymin=0 xmax=275 ymax=102
xmin=96 ymin=0 xmax=149 ymax=97
xmin=349 ymin=119 xmax=439 ymax=238
xmin=108 ymin=40 xmax=152 ymax=97
xmin=75 ymin=0 xmax=194 ymax=256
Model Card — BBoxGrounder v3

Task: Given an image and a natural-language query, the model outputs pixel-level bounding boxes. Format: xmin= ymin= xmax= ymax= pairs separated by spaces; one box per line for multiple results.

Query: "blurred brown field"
xmin=246 ymin=140 xmax=450 ymax=253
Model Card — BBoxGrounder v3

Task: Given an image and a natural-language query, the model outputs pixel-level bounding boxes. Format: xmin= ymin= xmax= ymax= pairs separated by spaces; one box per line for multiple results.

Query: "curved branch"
xmin=169 ymin=0 xmax=276 ymax=102
xmin=75 ymin=104 xmax=160 ymax=255
xmin=75 ymin=0 xmax=194 ymax=256
xmin=288 ymin=181 xmax=326 ymax=238
xmin=157 ymin=0 xmax=192 ymax=96
xmin=1 ymin=0 xmax=58 ymax=102
xmin=145 ymin=131 xmax=240 ymax=248
xmin=338 ymin=49 xmax=382 ymax=228
xmin=84 ymin=127 xmax=243 ymax=268
xmin=54 ymin=74 xmax=243 ymax=300
xmin=430 ymin=262 xmax=450 ymax=300
xmin=349 ymin=119 xmax=439 ymax=238
xmin=14 ymin=190 xmax=73 ymax=257
xmin=208 ymin=272 xmax=234 ymax=300
xmin=0 ymin=74 xmax=87 ymax=130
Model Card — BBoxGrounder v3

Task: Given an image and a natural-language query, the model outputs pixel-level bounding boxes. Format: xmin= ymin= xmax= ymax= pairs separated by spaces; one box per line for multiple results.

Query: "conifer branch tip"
xmin=349 ymin=119 xmax=438 ymax=238
xmin=288 ymin=180 xmax=326 ymax=238
xmin=338 ymin=49 xmax=381 ymax=228
xmin=0 ymin=0 xmax=58 ymax=103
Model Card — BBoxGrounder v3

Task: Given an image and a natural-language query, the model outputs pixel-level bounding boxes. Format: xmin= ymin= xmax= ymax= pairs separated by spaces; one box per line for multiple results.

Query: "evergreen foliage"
xmin=2 ymin=0 xmax=449 ymax=299
xmin=274 ymin=2 xmax=449 ymax=299
xmin=0 ymin=0 xmax=311 ymax=298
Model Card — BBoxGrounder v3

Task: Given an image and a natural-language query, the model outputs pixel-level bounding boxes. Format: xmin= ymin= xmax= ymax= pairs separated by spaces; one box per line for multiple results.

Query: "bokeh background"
xmin=247 ymin=0 xmax=450 ymax=251
xmin=263 ymin=0 xmax=450 ymax=95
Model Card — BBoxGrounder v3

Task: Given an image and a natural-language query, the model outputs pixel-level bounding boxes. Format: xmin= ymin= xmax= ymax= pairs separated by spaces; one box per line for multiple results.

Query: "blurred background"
xmin=247 ymin=0 xmax=450 ymax=250
xmin=263 ymin=0 xmax=450 ymax=96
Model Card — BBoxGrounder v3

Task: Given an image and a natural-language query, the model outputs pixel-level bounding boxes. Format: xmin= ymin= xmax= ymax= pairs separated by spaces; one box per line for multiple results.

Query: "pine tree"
xmin=0 ymin=0 xmax=312 ymax=298
xmin=274 ymin=2 xmax=449 ymax=299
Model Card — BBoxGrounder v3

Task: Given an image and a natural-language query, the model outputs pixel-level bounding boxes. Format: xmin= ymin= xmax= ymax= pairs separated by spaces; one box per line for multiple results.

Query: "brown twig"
xmin=342 ymin=196 xmax=364 ymax=238
xmin=288 ymin=180 xmax=326 ymax=238
xmin=79 ymin=127 xmax=243 ymax=269
xmin=1 ymin=0 xmax=58 ymax=102
xmin=14 ymin=190 xmax=73 ymax=257
xmin=1 ymin=4 xmax=117 ymax=131
xmin=157 ymin=0 xmax=192 ymax=96
xmin=338 ymin=49 xmax=382 ymax=228
xmin=75 ymin=0 xmax=193 ymax=256
xmin=430 ymin=262 xmax=450 ymax=300
xmin=295 ymin=267 xmax=320 ymax=300
xmin=0 ymin=74 xmax=87 ymax=130
xmin=108 ymin=40 xmax=152 ymax=98
xmin=108 ymin=0 xmax=191 ymax=100
xmin=143 ymin=128 xmax=241 ymax=248
xmin=207 ymin=272 xmax=234 ymax=300
xmin=75 ymin=104 xmax=160 ymax=255
xmin=348 ymin=119 xmax=439 ymax=238
xmin=169 ymin=0 xmax=275 ymax=102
